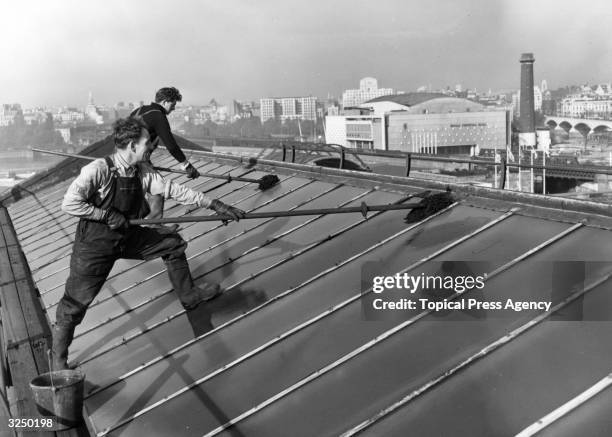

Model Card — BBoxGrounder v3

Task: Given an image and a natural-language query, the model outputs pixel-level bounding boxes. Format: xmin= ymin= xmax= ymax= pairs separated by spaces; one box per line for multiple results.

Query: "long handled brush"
xmin=150 ymin=165 xmax=279 ymax=190
xmin=129 ymin=190 xmax=456 ymax=226
xmin=31 ymin=148 xmax=280 ymax=191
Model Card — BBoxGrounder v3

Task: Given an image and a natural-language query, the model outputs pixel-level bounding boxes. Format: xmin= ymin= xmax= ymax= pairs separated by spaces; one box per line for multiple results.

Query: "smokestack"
xmin=518 ymin=53 xmax=536 ymax=148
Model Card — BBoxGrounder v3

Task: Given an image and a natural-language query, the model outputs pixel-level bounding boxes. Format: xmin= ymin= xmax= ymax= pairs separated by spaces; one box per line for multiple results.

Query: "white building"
xmin=259 ymin=96 xmax=317 ymax=123
xmin=22 ymin=109 xmax=48 ymax=125
xmin=594 ymin=83 xmax=612 ymax=97
xmin=342 ymin=77 xmax=394 ymax=109
xmin=53 ymin=107 xmax=85 ymax=124
xmin=513 ymin=86 xmax=543 ymax=116
xmin=0 ymin=104 xmax=22 ymax=126
xmin=534 ymin=86 xmax=542 ymax=112
xmin=559 ymin=96 xmax=612 ymax=119
xmin=55 ymin=128 xmax=72 ymax=144
xmin=326 ymin=93 xmax=509 ymax=154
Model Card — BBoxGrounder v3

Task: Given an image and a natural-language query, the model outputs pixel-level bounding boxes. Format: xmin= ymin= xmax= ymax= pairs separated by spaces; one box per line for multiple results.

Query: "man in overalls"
xmin=131 ymin=86 xmax=199 ymax=223
xmin=51 ymin=117 xmax=245 ymax=370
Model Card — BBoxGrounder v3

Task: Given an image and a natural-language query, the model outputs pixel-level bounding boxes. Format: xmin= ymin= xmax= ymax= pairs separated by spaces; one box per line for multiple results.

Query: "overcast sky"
xmin=2 ymin=0 xmax=612 ymax=107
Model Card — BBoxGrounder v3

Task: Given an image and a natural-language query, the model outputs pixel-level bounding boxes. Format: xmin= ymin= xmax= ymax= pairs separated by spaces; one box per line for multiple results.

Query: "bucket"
xmin=29 ymin=370 xmax=85 ymax=430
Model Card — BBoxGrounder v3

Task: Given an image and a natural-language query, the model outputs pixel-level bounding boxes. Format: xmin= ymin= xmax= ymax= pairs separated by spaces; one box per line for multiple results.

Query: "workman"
xmin=51 ymin=116 xmax=245 ymax=370
xmin=131 ymin=86 xmax=199 ymax=221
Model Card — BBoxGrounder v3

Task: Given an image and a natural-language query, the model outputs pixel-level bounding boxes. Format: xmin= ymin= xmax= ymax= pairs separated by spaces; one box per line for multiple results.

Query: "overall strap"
xmin=104 ymin=156 xmax=118 ymax=175
xmin=90 ymin=156 xmax=118 ymax=209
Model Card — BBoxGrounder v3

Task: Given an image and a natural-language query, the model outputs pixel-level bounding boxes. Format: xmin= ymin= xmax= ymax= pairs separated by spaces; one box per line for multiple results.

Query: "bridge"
xmin=545 ymin=116 xmax=612 ymax=133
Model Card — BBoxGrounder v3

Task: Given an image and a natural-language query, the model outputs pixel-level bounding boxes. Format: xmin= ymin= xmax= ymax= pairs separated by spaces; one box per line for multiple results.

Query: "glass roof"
xmin=6 ymin=149 xmax=612 ymax=437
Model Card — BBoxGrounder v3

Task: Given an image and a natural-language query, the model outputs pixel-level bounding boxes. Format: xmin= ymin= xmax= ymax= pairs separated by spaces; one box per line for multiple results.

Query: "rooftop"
xmin=365 ymin=92 xmax=451 ymax=106
xmin=1 ymin=137 xmax=612 ymax=436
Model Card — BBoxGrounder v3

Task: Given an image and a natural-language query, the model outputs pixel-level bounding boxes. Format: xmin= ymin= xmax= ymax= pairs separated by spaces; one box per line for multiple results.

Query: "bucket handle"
xmin=46 ymin=350 xmax=59 ymax=392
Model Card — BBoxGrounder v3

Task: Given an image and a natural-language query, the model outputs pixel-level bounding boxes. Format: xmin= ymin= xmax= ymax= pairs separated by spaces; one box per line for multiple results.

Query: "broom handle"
xmin=31 ymin=148 xmax=260 ymax=182
xmin=149 ymin=166 xmax=259 ymax=183
xmin=129 ymin=202 xmax=424 ymax=225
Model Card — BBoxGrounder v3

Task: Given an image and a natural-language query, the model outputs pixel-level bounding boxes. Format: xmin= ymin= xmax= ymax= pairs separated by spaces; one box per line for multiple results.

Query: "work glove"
xmin=103 ymin=207 xmax=128 ymax=230
xmin=209 ymin=199 xmax=246 ymax=222
xmin=183 ymin=162 xmax=200 ymax=179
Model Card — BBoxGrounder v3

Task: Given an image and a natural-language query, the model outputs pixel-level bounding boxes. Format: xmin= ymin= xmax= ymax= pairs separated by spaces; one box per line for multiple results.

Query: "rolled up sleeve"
xmin=61 ymin=160 xmax=108 ymax=221
xmin=140 ymin=163 xmax=213 ymax=208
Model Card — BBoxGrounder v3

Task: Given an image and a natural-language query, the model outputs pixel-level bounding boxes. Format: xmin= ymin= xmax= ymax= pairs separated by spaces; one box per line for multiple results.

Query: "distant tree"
xmin=534 ymin=110 xmax=546 ymax=127
xmin=44 ymin=113 xmax=54 ymax=130
xmin=13 ymin=111 xmax=25 ymax=129
xmin=574 ymin=123 xmax=591 ymax=150
xmin=263 ymin=118 xmax=282 ymax=135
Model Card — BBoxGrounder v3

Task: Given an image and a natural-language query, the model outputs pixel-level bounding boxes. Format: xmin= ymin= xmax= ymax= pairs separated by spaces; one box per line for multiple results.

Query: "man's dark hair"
xmin=155 ymin=87 xmax=182 ymax=103
xmin=113 ymin=117 xmax=147 ymax=149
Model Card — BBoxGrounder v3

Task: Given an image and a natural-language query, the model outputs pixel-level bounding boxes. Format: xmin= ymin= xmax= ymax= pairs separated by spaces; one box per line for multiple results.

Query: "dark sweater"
xmin=131 ymin=102 xmax=187 ymax=163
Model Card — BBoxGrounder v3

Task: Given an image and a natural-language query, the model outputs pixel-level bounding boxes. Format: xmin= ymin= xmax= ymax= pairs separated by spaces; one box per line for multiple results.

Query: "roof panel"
xmin=73 ymin=195 xmax=432 ymax=392
xmin=203 ymin=218 xmax=599 ymax=437
xmin=359 ymin=279 xmax=612 ymax=437
xmin=101 ymin=206 xmax=514 ymax=435
xmin=6 ymin=146 xmax=612 ymax=437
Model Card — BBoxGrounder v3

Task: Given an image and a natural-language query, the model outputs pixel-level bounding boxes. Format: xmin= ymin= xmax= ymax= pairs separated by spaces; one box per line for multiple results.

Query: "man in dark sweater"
xmin=131 ymin=87 xmax=200 ymax=220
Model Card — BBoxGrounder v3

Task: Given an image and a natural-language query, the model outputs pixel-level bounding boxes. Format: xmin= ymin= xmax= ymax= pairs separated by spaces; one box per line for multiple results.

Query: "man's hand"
xmin=210 ymin=199 xmax=246 ymax=222
xmin=103 ymin=208 xmax=128 ymax=230
xmin=184 ymin=162 xmax=200 ymax=179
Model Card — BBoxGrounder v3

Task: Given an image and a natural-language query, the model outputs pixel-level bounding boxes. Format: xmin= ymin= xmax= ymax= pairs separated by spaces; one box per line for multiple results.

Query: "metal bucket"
xmin=29 ymin=370 xmax=85 ymax=430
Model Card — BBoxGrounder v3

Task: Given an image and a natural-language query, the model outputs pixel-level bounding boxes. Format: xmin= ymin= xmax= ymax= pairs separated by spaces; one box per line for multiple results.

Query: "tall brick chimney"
xmin=518 ymin=53 xmax=536 ymax=147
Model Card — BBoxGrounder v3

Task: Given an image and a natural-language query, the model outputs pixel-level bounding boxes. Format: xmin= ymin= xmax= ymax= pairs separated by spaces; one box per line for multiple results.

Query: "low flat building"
xmin=326 ymin=93 xmax=509 ymax=154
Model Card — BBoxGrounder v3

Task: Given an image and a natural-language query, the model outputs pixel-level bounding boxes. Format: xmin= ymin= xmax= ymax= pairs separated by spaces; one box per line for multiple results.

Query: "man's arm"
xmin=61 ymin=160 xmax=109 ymax=220
xmin=141 ymin=164 xmax=211 ymax=207
xmin=147 ymin=110 xmax=187 ymax=163
xmin=141 ymin=164 xmax=245 ymax=221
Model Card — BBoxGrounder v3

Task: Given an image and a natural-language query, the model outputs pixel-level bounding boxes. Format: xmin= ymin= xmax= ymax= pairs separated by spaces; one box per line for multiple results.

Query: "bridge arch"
xmin=559 ymin=121 xmax=572 ymax=134
xmin=574 ymin=123 xmax=592 ymax=150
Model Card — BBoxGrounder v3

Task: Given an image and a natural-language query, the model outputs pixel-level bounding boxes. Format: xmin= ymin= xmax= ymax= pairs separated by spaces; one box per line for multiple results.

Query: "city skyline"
xmin=3 ymin=0 xmax=612 ymax=107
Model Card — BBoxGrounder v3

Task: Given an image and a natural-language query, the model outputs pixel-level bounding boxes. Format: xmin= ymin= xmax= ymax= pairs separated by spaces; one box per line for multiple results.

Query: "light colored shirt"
xmin=61 ymin=153 xmax=213 ymax=220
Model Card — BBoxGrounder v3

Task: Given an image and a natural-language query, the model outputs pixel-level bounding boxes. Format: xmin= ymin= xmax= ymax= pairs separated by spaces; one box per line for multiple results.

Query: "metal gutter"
xmin=178 ymin=148 xmax=612 ymax=219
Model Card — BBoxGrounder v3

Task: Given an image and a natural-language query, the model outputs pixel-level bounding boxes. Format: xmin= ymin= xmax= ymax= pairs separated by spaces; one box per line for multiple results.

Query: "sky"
xmin=2 ymin=0 xmax=612 ymax=107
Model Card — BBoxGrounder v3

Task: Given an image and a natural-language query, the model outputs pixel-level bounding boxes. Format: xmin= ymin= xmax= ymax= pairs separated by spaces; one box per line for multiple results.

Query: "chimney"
xmin=518 ymin=53 xmax=536 ymax=148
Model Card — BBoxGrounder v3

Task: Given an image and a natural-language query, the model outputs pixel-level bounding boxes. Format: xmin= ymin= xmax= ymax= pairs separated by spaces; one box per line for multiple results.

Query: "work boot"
xmin=182 ymin=283 xmax=222 ymax=310
xmin=165 ymin=255 xmax=223 ymax=310
xmin=51 ymin=324 xmax=75 ymax=371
